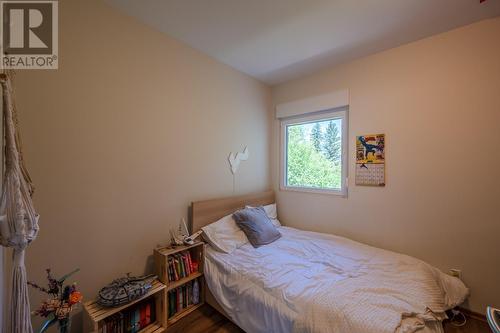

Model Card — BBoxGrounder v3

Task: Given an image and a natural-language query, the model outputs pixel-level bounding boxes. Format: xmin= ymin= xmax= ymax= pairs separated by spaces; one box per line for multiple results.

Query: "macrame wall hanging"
xmin=0 ymin=71 xmax=40 ymax=333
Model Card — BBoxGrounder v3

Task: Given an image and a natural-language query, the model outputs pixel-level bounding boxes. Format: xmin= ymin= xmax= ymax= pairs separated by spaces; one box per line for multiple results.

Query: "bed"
xmin=191 ymin=191 xmax=469 ymax=333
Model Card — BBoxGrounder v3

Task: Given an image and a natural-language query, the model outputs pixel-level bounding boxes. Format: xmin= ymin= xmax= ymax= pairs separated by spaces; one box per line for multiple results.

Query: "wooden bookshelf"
xmin=83 ymin=280 xmax=166 ymax=333
xmin=154 ymin=242 xmax=205 ymax=329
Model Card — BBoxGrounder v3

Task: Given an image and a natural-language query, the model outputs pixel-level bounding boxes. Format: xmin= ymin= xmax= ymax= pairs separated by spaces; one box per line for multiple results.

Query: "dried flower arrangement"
xmin=29 ymin=268 xmax=83 ymax=333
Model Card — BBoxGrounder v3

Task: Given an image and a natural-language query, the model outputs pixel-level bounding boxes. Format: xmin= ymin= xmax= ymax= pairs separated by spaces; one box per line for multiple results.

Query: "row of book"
xmin=167 ymin=250 xmax=198 ymax=282
xmin=98 ymin=298 xmax=156 ymax=333
xmin=168 ymin=279 xmax=200 ymax=318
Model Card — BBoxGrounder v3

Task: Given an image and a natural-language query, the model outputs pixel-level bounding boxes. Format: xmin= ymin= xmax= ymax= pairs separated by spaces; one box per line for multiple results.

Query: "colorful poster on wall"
xmin=355 ymin=134 xmax=385 ymax=186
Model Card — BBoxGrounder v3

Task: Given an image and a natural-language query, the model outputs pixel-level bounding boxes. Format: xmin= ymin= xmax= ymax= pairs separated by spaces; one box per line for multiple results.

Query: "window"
xmin=280 ymin=108 xmax=348 ymax=195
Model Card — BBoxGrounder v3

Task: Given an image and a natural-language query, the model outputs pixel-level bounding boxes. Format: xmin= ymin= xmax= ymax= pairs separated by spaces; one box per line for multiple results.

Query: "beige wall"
xmin=272 ymin=17 xmax=500 ymax=313
xmin=12 ymin=0 xmax=271 ymax=329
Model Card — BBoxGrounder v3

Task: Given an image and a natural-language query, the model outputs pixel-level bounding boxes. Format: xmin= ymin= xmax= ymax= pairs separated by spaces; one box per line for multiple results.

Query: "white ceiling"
xmin=104 ymin=0 xmax=500 ymax=85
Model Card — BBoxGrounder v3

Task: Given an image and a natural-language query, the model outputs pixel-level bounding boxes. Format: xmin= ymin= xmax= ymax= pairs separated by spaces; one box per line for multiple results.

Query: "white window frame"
xmin=280 ymin=107 xmax=348 ymax=196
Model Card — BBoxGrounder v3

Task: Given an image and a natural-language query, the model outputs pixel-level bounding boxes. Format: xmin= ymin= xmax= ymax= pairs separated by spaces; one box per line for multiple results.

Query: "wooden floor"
xmin=443 ymin=315 xmax=491 ymax=333
xmin=167 ymin=304 xmax=492 ymax=333
xmin=166 ymin=305 xmax=242 ymax=333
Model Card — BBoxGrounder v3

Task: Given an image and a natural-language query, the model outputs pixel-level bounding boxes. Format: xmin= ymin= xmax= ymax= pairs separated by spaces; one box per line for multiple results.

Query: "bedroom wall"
xmin=12 ymin=0 xmax=271 ymax=329
xmin=272 ymin=17 xmax=500 ymax=313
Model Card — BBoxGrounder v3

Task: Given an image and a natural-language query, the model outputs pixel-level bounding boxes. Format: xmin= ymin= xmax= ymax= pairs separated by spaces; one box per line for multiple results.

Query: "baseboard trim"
xmin=458 ymin=307 xmax=487 ymax=322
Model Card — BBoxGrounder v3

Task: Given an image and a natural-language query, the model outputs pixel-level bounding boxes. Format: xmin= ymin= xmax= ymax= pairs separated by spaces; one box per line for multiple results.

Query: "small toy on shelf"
xmin=97 ymin=274 xmax=157 ymax=307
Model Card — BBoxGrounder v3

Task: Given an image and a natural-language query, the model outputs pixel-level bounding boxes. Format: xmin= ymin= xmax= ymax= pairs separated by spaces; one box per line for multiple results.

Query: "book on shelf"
xmin=167 ymin=278 xmax=200 ymax=318
xmin=167 ymin=251 xmax=198 ymax=282
xmin=98 ymin=298 xmax=156 ymax=333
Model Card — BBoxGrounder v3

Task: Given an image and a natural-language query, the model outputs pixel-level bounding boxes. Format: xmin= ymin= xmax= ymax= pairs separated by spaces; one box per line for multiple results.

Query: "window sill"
xmin=280 ymin=185 xmax=348 ymax=198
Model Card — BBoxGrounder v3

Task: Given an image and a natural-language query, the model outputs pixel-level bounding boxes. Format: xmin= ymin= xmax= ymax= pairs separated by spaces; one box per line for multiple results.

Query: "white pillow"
xmin=201 ymin=213 xmax=248 ymax=253
xmin=246 ymin=203 xmax=281 ymax=227
xmin=436 ymin=270 xmax=470 ymax=309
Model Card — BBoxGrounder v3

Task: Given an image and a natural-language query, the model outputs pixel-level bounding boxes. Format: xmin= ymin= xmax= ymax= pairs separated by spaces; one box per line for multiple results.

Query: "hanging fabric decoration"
xmin=228 ymin=146 xmax=249 ymax=193
xmin=0 ymin=71 xmax=40 ymax=333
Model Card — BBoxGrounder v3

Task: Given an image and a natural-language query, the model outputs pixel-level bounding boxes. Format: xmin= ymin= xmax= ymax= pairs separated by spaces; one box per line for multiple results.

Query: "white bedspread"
xmin=204 ymin=227 xmax=468 ymax=333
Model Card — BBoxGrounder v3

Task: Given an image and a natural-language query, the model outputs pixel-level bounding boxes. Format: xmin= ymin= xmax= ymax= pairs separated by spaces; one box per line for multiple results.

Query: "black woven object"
xmin=97 ymin=274 xmax=157 ymax=307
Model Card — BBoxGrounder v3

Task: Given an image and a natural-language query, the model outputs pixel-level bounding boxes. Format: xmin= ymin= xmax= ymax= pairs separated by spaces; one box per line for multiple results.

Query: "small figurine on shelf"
xmin=97 ymin=273 xmax=156 ymax=307
xmin=29 ymin=268 xmax=83 ymax=333
xmin=170 ymin=218 xmax=189 ymax=246
xmin=169 ymin=218 xmax=203 ymax=246
xmin=192 ymin=279 xmax=200 ymax=305
xmin=183 ymin=230 xmax=203 ymax=246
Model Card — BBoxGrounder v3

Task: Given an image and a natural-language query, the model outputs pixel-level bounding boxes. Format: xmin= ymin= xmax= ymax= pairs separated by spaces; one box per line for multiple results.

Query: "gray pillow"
xmin=233 ymin=206 xmax=281 ymax=248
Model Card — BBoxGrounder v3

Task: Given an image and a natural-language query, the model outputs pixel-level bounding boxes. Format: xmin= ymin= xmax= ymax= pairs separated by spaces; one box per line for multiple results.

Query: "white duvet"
xmin=204 ymin=227 xmax=468 ymax=333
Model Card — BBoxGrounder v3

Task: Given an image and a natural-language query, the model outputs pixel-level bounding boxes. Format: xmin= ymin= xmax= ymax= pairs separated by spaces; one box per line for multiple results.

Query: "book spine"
xmin=182 ymin=254 xmax=187 ymax=277
xmin=184 ymin=253 xmax=191 ymax=275
xmin=129 ymin=309 xmax=134 ymax=333
xmin=173 ymin=258 xmax=179 ymax=280
xmin=140 ymin=304 xmax=146 ymax=329
xmin=167 ymin=291 xmax=171 ymax=318
xmin=179 ymin=287 xmax=183 ymax=311
xmin=168 ymin=291 xmax=172 ymax=317
xmin=179 ymin=254 xmax=187 ymax=277
xmin=145 ymin=302 xmax=151 ymax=326
xmin=167 ymin=258 xmax=173 ymax=282
xmin=119 ymin=312 xmax=123 ymax=333
xmin=187 ymin=283 xmax=192 ymax=306
xmin=184 ymin=285 xmax=188 ymax=308
xmin=176 ymin=255 xmax=182 ymax=278
xmin=135 ymin=308 xmax=140 ymax=333
xmin=186 ymin=252 xmax=193 ymax=274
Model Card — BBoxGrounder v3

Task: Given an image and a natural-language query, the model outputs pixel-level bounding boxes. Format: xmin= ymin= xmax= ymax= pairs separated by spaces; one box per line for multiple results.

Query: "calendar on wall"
xmin=355 ymin=134 xmax=385 ymax=186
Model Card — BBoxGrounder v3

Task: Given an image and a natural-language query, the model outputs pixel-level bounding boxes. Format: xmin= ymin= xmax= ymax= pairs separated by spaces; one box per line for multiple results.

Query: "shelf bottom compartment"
xmin=96 ymin=294 xmax=162 ymax=333
xmin=138 ymin=322 xmax=164 ymax=333
xmin=166 ymin=276 xmax=204 ymax=326
xmin=167 ymin=302 xmax=204 ymax=326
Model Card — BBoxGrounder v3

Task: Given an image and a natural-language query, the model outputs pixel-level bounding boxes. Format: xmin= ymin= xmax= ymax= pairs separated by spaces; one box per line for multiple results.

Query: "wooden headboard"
xmin=191 ymin=190 xmax=275 ymax=232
